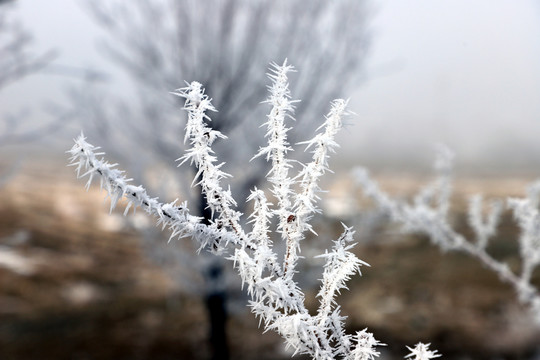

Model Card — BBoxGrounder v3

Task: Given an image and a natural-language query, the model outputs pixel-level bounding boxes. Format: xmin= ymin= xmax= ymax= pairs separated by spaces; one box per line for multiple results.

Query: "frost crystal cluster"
xmin=68 ymin=62 xmax=438 ymax=359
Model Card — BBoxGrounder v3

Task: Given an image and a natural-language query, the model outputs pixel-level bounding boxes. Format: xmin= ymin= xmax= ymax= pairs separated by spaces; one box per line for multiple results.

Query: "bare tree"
xmin=0 ymin=1 xmax=58 ymax=187
xmin=0 ymin=3 xmax=52 ymax=89
xmin=74 ymin=0 xmax=369 ymax=192
xmin=70 ymin=1 xmax=370 ymax=358
xmin=0 ymin=1 xmax=58 ymax=142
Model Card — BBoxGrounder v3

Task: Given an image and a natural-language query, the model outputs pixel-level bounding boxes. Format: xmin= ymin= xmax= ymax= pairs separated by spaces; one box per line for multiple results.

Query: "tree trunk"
xmin=199 ymin=196 xmax=230 ymax=360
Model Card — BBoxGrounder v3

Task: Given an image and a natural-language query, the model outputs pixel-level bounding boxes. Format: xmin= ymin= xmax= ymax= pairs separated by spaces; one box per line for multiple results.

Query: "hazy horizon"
xmin=2 ymin=0 xmax=540 ymax=175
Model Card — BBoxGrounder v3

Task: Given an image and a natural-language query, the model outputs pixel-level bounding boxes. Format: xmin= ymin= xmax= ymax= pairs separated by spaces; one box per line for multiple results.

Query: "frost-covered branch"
xmin=70 ymin=62 xmax=439 ymax=359
xmin=353 ymin=150 xmax=540 ymax=323
xmin=296 ymin=99 xmax=349 ymax=234
xmin=172 ymin=81 xmax=246 ymax=251
xmin=253 ymin=61 xmax=299 ymax=278
xmin=68 ymin=134 xmax=235 ymax=252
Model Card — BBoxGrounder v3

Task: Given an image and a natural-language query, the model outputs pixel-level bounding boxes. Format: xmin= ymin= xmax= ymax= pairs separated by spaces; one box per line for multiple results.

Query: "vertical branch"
xmin=253 ymin=60 xmax=296 ymax=218
xmin=247 ymin=188 xmax=272 ymax=245
xmin=432 ymin=145 xmax=454 ymax=218
xmin=467 ymin=195 xmax=502 ymax=250
xmin=173 ymin=81 xmax=248 ymax=250
xmin=315 ymin=225 xmax=369 ymax=357
xmin=316 ymin=226 xmax=367 ymax=324
xmin=295 ymin=99 xmax=348 ymax=233
xmin=508 ymin=197 xmax=540 ymax=287
xmin=252 ymin=61 xmax=298 ymax=276
xmin=247 ymin=188 xmax=281 ymax=276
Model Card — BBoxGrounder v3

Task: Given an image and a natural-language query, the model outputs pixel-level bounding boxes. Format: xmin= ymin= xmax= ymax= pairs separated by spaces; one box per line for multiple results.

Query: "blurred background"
xmin=1 ymin=0 xmax=540 ymax=359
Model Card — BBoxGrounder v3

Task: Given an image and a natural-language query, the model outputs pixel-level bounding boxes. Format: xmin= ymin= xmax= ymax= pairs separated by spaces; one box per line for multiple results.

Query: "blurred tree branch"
xmin=74 ymin=0 xmax=371 ymax=195
xmin=0 ymin=1 xmax=59 ymax=185
xmin=0 ymin=1 xmax=59 ymax=143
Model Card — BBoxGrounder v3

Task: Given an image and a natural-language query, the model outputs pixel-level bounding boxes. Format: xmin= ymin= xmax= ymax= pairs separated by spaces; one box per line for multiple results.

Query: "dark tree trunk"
xmin=205 ymin=264 xmax=229 ymax=360
xmin=199 ymin=196 xmax=230 ymax=360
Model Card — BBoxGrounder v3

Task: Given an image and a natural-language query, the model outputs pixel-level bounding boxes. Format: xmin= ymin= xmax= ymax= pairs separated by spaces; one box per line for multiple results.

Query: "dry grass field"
xmin=0 ymin=159 xmax=539 ymax=359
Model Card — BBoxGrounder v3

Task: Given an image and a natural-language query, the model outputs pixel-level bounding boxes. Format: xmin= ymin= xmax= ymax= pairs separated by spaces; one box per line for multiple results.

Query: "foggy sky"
xmin=4 ymin=0 xmax=540 ymax=174
xmin=340 ymin=0 xmax=540 ymax=173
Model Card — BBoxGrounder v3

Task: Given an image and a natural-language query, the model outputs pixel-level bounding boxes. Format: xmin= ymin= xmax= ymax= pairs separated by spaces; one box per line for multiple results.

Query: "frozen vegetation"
xmin=69 ymin=62 xmax=442 ymax=359
xmin=353 ymin=147 xmax=540 ymax=324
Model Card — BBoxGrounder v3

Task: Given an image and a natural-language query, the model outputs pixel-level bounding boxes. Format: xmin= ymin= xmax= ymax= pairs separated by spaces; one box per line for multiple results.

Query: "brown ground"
xmin=0 ymin=161 xmax=539 ymax=359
